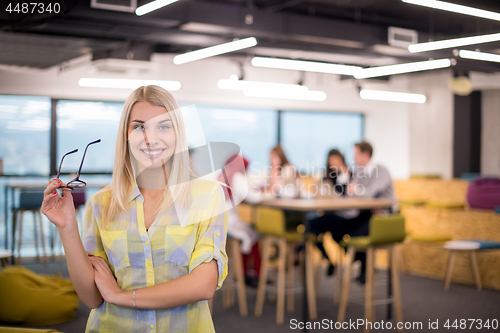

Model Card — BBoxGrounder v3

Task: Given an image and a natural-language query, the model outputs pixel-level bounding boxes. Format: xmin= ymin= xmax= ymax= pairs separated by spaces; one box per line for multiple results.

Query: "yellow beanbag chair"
xmin=0 ymin=266 xmax=79 ymax=326
xmin=0 ymin=328 xmax=62 ymax=333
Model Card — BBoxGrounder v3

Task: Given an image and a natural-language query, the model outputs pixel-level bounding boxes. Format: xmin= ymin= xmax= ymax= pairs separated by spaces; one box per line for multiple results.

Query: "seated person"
xmin=310 ymin=142 xmax=397 ymax=283
xmin=219 ymin=154 xmax=263 ymax=286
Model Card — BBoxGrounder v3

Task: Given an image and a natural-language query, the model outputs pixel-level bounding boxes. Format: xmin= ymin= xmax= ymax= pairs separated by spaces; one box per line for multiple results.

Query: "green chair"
xmin=254 ymin=207 xmax=317 ymax=324
xmin=337 ymin=214 xmax=406 ymax=333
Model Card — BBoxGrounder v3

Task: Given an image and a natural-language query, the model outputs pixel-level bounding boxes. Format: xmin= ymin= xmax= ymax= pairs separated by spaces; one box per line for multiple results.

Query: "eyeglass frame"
xmin=56 ymin=139 xmax=101 ymax=190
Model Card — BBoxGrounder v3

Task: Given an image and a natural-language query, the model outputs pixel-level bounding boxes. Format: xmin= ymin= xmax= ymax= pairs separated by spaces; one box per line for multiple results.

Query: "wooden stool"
xmin=13 ymin=191 xmax=47 ymax=265
xmin=254 ymin=207 xmax=317 ymax=325
xmin=337 ymin=214 xmax=406 ymax=333
xmin=444 ymin=241 xmax=481 ymax=291
xmin=221 ymin=237 xmax=248 ymax=316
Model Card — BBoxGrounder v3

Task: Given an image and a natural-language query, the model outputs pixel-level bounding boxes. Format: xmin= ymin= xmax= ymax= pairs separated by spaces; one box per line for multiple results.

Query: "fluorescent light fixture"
xmin=173 ymin=37 xmax=257 ymax=65
xmin=136 ymin=0 xmax=178 ymax=16
xmin=79 ymin=78 xmax=181 ymax=91
xmin=360 ymin=89 xmax=426 ymax=103
xmin=409 ymin=32 xmax=500 ymax=53
xmin=218 ymin=75 xmax=308 ymax=93
xmin=402 ymin=0 xmax=500 ymax=22
xmin=355 ymin=58 xmax=451 ymax=78
xmin=218 ymin=75 xmax=326 ymax=101
xmin=243 ymin=89 xmax=327 ymax=101
xmin=251 ymin=57 xmax=362 ymax=76
xmin=459 ymin=49 xmax=500 ymax=63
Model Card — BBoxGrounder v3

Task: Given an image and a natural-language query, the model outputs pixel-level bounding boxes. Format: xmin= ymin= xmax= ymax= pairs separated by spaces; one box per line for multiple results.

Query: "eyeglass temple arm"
xmin=57 ymin=149 xmax=78 ymax=178
xmin=76 ymin=139 xmax=101 ymax=176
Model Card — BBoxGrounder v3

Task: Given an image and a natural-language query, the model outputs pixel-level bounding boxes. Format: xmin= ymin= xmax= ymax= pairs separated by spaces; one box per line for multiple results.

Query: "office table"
xmin=256 ymin=196 xmax=393 ymax=331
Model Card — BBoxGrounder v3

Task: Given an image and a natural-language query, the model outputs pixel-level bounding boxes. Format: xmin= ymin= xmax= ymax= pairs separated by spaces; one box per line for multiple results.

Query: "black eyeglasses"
xmin=56 ymin=139 xmax=101 ymax=190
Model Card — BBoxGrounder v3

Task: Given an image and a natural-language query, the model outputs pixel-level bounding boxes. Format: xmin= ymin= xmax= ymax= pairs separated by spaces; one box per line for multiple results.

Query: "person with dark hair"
xmin=324 ymin=149 xmax=351 ymax=195
xmin=309 ymin=149 xmax=352 ymax=276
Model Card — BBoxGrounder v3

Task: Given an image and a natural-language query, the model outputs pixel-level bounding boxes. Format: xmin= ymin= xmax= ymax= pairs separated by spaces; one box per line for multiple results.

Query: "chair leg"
xmin=231 ymin=239 xmax=248 ymax=316
xmin=305 ymin=241 xmax=317 ymax=320
xmin=12 ymin=209 xmax=17 ymax=264
xmin=222 ymin=255 xmax=233 ymax=309
xmin=334 ymin=246 xmax=343 ymax=305
xmin=337 ymin=246 xmax=355 ymax=325
xmin=391 ymin=247 xmax=404 ymax=332
xmin=255 ymin=238 xmax=272 ymax=317
xmin=444 ymin=250 xmax=456 ymax=291
xmin=469 ymin=250 xmax=482 ymax=292
xmin=287 ymin=243 xmax=295 ymax=312
xmin=364 ymin=247 xmax=374 ymax=333
xmin=33 ymin=211 xmax=40 ymax=261
xmin=276 ymin=239 xmax=287 ymax=324
xmin=17 ymin=211 xmax=24 ymax=265
xmin=396 ymin=243 xmax=405 ymax=274
xmin=37 ymin=210 xmax=48 ymax=265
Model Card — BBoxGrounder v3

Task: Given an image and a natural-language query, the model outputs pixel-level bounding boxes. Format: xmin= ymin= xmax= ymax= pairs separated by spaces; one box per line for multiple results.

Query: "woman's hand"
xmin=88 ymin=255 xmax=123 ymax=305
xmin=41 ymin=178 xmax=77 ymax=230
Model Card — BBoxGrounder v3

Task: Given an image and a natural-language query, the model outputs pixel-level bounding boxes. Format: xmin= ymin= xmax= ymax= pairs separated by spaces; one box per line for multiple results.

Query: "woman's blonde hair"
xmin=98 ymin=85 xmax=193 ymax=224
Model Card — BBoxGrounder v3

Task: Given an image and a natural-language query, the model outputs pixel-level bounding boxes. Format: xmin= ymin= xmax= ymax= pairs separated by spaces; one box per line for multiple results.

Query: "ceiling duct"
xmin=388 ymin=27 xmax=418 ymax=48
xmin=91 ymin=0 xmax=137 ymax=13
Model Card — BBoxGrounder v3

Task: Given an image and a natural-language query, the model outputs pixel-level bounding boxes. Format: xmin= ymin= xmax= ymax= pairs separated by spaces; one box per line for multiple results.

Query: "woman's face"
xmin=328 ymin=155 xmax=345 ymax=172
xmin=270 ymin=151 xmax=281 ymax=167
xmin=127 ymin=101 xmax=176 ymax=170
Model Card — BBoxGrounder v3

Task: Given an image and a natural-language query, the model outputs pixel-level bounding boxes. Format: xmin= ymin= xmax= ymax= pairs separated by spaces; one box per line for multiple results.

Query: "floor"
xmin=1 ymin=258 xmax=499 ymax=332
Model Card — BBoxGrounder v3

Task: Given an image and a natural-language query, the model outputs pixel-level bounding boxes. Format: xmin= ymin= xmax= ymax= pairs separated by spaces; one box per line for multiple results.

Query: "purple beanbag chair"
xmin=467 ymin=178 xmax=500 ymax=210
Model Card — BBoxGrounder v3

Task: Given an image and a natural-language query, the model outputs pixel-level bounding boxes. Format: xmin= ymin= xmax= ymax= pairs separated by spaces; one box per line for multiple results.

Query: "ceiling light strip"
xmin=217 ymin=76 xmax=309 ymax=93
xmin=173 ymin=37 xmax=257 ymax=65
xmin=78 ymin=78 xmax=181 ymax=91
xmin=243 ymin=89 xmax=327 ymax=101
xmin=360 ymin=89 xmax=426 ymax=103
xmin=409 ymin=32 xmax=500 ymax=53
xmin=355 ymin=58 xmax=451 ymax=78
xmin=136 ymin=0 xmax=179 ymax=16
xmin=402 ymin=0 xmax=500 ymax=22
xmin=459 ymin=50 xmax=500 ymax=63
xmin=251 ymin=57 xmax=362 ymax=76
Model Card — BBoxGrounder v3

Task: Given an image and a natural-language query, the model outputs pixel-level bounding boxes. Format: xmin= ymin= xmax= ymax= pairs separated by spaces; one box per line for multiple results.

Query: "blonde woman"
xmin=41 ymin=86 xmax=228 ymax=332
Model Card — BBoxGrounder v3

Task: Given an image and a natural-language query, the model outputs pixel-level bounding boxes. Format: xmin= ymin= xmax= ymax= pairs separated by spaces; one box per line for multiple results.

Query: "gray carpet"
xmin=1 ymin=260 xmax=499 ymax=332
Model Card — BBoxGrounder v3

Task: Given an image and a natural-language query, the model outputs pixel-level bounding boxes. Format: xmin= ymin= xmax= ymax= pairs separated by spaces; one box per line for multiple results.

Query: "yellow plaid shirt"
xmin=82 ymin=179 xmax=228 ymax=333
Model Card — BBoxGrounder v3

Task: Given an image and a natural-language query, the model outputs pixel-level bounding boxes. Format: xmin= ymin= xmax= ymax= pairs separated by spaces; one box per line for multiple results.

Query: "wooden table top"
xmin=259 ymin=197 xmax=393 ymax=211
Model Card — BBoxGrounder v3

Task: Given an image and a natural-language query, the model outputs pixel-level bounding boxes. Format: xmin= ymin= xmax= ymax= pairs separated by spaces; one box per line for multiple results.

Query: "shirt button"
xmin=145 ymin=241 xmax=149 ymax=246
xmin=215 ymin=232 xmax=220 ymax=237
xmin=150 ymin=324 xmax=154 ymax=329
xmin=147 ymin=262 xmax=152 ymax=267
xmin=148 ymin=282 xmax=154 ymax=286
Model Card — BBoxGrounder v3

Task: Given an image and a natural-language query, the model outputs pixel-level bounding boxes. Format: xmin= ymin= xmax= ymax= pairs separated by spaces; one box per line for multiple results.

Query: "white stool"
xmin=444 ymin=241 xmax=481 ymax=291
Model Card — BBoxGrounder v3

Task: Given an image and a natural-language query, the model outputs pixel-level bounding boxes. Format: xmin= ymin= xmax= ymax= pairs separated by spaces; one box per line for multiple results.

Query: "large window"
xmin=56 ymin=100 xmax=123 ymax=174
xmin=0 ymin=95 xmax=51 ymax=175
xmin=281 ymin=111 xmax=364 ymax=174
xmin=182 ymin=103 xmax=278 ymax=171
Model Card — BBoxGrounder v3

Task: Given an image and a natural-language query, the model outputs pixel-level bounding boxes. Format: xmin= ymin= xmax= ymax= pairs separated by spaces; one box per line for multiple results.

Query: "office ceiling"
xmin=1 ymin=0 xmax=500 ymax=73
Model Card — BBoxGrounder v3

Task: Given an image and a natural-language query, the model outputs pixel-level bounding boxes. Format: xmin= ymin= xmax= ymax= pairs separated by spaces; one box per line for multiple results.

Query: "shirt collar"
xmin=128 ymin=180 xmax=142 ymax=203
